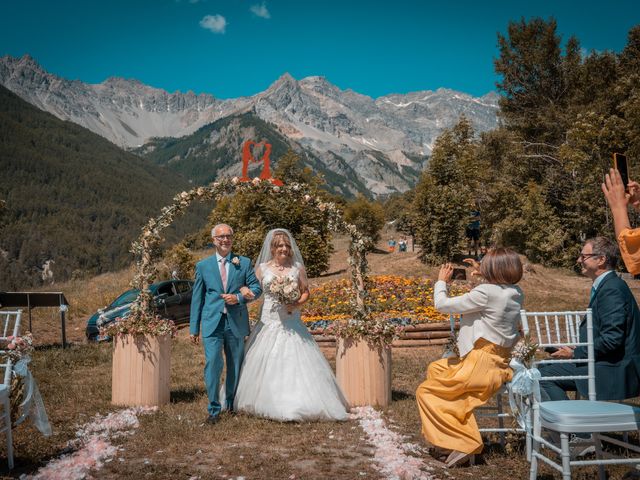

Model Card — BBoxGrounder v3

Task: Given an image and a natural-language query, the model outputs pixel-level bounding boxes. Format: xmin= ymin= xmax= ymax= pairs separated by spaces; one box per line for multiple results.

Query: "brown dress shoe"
xmin=205 ymin=415 xmax=220 ymax=424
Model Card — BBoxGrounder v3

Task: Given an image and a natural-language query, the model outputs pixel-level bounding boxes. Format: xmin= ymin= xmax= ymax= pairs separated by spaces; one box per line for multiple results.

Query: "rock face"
xmin=0 ymin=54 xmax=500 ymax=196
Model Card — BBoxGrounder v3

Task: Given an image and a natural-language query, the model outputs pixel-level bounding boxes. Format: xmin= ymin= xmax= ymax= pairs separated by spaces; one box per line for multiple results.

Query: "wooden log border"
xmin=312 ymin=321 xmax=459 ymax=348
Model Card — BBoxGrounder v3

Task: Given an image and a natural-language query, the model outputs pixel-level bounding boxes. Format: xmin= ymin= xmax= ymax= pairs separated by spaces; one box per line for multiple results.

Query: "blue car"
xmin=85 ymin=280 xmax=194 ymax=341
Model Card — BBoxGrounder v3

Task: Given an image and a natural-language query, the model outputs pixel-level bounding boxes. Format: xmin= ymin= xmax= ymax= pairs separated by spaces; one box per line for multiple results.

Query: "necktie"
xmin=590 ymin=286 xmax=596 ymax=303
xmin=220 ymin=258 xmax=227 ymax=291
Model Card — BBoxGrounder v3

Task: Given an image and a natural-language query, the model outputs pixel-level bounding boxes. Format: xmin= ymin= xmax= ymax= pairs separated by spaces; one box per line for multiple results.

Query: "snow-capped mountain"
xmin=0 ymin=54 xmax=500 ymax=196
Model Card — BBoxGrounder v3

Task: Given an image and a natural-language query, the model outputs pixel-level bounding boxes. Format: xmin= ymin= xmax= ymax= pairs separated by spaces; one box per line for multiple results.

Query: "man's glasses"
xmin=577 ymin=253 xmax=602 ymax=261
xmin=214 ymin=235 xmax=233 ymax=240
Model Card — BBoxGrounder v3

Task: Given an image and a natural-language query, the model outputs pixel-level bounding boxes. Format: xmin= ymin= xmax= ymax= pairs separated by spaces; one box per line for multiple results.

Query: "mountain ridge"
xmin=0 ymin=54 xmax=500 ymax=195
xmin=0 ymin=84 xmax=207 ymax=289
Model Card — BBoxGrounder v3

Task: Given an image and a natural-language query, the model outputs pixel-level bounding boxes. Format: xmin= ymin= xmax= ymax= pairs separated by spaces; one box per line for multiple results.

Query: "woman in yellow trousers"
xmin=416 ymin=248 xmax=524 ymax=468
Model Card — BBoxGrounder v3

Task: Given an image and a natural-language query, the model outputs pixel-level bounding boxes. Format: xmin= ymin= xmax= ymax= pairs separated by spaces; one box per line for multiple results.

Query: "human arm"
xmin=462 ymin=258 xmax=483 ymax=277
xmin=574 ymin=282 xmax=627 ymax=359
xmin=433 ymin=264 xmax=488 ymax=314
xmin=189 ymin=263 xmax=205 ymax=342
xmin=602 ymin=168 xmax=632 ymax=237
xmin=239 ymin=286 xmax=255 ymax=301
xmin=592 ymin=286 xmax=627 ymax=358
xmin=602 ymin=169 xmax=640 ymax=274
xmin=241 ymin=260 xmax=262 ymax=305
xmin=286 ymin=265 xmax=310 ymax=312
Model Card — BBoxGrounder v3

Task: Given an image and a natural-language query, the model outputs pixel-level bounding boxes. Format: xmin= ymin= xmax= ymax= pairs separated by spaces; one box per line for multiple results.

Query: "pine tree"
xmin=343 ymin=195 xmax=385 ymax=251
xmin=495 ymin=17 xmax=581 ymax=144
xmin=205 ymin=151 xmax=333 ymax=277
xmin=412 ymin=118 xmax=476 ymax=263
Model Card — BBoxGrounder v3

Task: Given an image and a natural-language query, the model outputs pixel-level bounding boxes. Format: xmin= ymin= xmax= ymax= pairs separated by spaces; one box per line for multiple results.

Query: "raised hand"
xmin=629 ymin=181 xmax=640 ymax=210
xmin=438 ymin=263 xmax=454 ymax=283
xmin=463 ymin=257 xmax=483 ymax=277
xmin=602 ymin=168 xmax=633 ymax=237
xmin=602 ymin=168 xmax=630 ymax=209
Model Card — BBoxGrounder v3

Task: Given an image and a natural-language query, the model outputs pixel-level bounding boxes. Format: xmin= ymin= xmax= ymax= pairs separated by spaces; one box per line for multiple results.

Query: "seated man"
xmin=540 ymin=237 xmax=640 ymax=402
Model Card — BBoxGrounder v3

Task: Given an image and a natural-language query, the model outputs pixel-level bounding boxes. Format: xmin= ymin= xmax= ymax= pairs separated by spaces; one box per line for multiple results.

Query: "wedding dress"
xmin=234 ymin=263 xmax=348 ymax=421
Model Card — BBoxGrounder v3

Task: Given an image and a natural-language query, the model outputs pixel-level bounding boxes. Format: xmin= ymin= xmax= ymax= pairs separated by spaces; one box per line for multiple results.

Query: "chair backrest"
xmin=519 ymin=309 xmax=595 ymax=400
xmin=0 ymin=310 xmax=21 ymax=339
xmin=0 ymin=310 xmax=22 ymax=388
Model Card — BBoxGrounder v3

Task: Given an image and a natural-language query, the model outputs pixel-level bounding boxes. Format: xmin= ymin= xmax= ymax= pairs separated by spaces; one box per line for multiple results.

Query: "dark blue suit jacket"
xmin=574 ymin=272 xmax=640 ymax=400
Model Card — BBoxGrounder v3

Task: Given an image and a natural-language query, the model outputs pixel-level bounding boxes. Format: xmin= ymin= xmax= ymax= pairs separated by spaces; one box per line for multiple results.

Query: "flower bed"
xmin=301 ymin=275 xmax=468 ymax=331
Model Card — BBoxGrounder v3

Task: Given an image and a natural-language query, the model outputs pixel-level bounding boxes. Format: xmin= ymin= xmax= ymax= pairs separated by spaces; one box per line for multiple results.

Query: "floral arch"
xmin=123 ymin=177 xmax=398 ymax=345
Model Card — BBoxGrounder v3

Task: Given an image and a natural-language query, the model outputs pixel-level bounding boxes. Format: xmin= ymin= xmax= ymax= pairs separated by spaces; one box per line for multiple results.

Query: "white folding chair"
xmin=0 ymin=309 xmax=21 ymax=469
xmin=0 ymin=355 xmax=14 ymax=469
xmin=477 ymin=383 xmax=527 ymax=452
xmin=0 ymin=310 xmax=20 ymax=339
xmin=521 ymin=308 xmax=640 ymax=480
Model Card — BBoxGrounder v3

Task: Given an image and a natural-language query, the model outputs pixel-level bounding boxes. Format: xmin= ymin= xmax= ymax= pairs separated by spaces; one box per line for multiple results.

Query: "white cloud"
xmin=200 ymin=14 xmax=227 ymax=34
xmin=250 ymin=2 xmax=270 ymax=19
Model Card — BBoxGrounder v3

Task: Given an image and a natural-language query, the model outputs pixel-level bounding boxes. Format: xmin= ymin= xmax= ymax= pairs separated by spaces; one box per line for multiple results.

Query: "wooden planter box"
xmin=336 ymin=338 xmax=391 ymax=407
xmin=112 ymin=334 xmax=171 ymax=407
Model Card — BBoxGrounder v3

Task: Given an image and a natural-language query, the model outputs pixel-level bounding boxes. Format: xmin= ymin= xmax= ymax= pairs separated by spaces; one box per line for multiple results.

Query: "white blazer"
xmin=434 ymin=280 xmax=524 ymax=357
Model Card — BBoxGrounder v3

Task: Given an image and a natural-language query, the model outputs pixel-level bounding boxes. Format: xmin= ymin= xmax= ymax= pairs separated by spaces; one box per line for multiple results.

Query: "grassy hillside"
xmin=0 ymin=85 xmax=210 ymax=289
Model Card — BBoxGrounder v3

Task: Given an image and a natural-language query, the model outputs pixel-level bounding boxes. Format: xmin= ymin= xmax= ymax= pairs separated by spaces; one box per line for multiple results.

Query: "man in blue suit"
xmin=541 ymin=236 xmax=640 ymax=402
xmin=190 ymin=223 xmax=262 ymax=423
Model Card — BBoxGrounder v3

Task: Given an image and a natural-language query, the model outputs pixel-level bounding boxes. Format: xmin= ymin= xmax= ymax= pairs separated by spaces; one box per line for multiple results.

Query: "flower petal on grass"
xmin=351 ymin=406 xmax=437 ymax=480
xmin=27 ymin=406 xmax=156 ymax=480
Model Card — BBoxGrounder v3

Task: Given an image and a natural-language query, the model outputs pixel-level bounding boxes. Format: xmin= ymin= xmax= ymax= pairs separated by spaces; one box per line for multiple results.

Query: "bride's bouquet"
xmin=267 ymin=276 xmax=301 ymax=307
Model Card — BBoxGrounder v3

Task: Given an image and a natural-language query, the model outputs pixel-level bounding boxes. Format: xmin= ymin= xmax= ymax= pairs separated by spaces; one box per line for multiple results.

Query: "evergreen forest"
xmin=0 ymin=85 xmax=208 ymax=289
xmin=395 ymin=19 xmax=640 ymax=267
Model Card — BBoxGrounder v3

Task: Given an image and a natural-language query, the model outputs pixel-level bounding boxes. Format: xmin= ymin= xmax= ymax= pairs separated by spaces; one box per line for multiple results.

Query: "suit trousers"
xmin=203 ymin=314 xmax=245 ymax=416
xmin=538 ymin=362 xmax=587 ymax=401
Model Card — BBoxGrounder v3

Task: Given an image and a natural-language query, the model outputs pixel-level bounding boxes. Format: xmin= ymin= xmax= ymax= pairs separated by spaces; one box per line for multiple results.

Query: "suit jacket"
xmin=574 ymin=272 xmax=640 ymax=400
xmin=189 ymin=253 xmax=262 ymax=339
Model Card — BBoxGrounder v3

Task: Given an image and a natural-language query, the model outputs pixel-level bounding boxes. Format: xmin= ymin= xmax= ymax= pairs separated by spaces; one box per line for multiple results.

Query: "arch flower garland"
xmin=115 ymin=177 xmax=400 ymax=346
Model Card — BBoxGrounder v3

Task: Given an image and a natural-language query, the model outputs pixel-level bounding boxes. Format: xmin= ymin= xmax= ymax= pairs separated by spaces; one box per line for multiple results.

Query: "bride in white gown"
xmin=234 ymin=229 xmax=348 ymax=421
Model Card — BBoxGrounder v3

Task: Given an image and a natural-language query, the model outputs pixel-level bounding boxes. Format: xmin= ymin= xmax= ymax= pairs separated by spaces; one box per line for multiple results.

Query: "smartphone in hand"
xmin=544 ymin=346 xmax=559 ymax=354
xmin=613 ymin=153 xmax=629 ymax=190
xmin=452 ymin=268 xmax=467 ymax=281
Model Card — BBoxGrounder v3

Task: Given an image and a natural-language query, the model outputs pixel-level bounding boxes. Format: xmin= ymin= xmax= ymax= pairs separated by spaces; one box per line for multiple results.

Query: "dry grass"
xmin=3 ymin=233 xmax=640 ymax=479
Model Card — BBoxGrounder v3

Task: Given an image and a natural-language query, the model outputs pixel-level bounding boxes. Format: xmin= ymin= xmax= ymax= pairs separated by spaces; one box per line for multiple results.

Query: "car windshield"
xmin=109 ymin=290 xmax=140 ymax=308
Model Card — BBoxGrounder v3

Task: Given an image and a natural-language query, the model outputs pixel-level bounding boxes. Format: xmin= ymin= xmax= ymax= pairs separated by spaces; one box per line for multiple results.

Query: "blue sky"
xmin=1 ymin=0 xmax=638 ymax=99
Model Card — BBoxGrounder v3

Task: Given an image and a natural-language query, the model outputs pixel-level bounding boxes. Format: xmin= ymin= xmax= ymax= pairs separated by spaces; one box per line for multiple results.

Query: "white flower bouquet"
xmin=267 ymin=276 xmax=300 ymax=306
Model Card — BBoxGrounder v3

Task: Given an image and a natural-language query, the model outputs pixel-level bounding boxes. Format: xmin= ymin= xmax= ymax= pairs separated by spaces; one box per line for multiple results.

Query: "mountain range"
xmin=0 ymin=54 xmax=500 ymax=196
xmin=0 ymin=84 xmax=208 ymax=290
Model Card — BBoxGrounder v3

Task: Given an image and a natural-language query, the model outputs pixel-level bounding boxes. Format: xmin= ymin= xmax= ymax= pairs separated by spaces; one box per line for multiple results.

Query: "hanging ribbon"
xmin=508 ymin=358 xmax=541 ymax=430
xmin=13 ymin=357 xmax=52 ymax=435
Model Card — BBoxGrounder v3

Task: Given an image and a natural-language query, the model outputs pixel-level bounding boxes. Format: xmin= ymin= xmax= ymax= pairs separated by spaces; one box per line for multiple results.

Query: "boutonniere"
xmin=231 ymin=256 xmax=241 ymax=267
